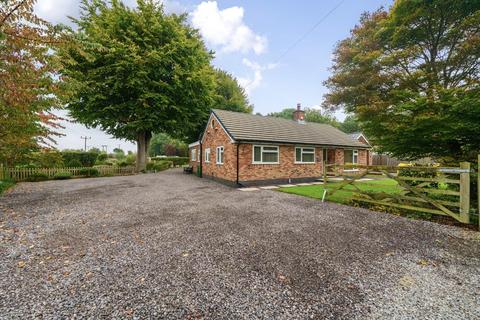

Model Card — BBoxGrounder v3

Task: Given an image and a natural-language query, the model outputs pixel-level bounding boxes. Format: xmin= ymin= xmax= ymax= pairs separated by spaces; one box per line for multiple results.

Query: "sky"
xmin=35 ymin=0 xmax=393 ymax=152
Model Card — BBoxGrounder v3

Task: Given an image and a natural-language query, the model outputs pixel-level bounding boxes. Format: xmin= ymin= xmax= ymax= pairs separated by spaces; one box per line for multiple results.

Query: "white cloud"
xmin=191 ymin=1 xmax=267 ymax=55
xmin=237 ymin=58 xmax=277 ymax=94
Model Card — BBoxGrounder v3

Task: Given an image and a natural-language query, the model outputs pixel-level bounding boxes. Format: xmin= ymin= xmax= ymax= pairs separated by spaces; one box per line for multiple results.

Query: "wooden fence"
xmin=322 ymin=163 xmax=473 ymax=226
xmin=0 ymin=166 xmax=136 ymax=181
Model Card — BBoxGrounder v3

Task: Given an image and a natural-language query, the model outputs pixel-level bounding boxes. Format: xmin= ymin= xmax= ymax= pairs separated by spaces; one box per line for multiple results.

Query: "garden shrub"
xmin=27 ymin=150 xmax=64 ymax=168
xmin=79 ymin=167 xmax=100 ymax=177
xmin=53 ymin=172 xmax=72 ymax=180
xmin=25 ymin=172 xmax=49 ymax=182
xmin=147 ymin=160 xmax=172 ymax=172
xmin=397 ymin=165 xmax=438 ymax=188
xmin=97 ymin=152 xmax=108 ymax=162
xmin=65 ymin=159 xmax=83 ymax=167
xmin=150 ymin=156 xmax=188 ymax=166
xmin=62 ymin=151 xmax=98 ymax=167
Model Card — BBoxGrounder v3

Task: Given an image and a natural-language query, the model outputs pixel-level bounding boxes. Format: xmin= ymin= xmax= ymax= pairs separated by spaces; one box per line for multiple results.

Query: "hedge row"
xmin=151 ymin=156 xmax=189 ymax=166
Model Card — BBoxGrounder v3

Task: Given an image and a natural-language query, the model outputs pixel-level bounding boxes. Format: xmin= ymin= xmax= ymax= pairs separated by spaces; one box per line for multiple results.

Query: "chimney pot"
xmin=297 ymin=103 xmax=301 ymax=111
xmin=293 ymin=103 xmax=306 ymax=123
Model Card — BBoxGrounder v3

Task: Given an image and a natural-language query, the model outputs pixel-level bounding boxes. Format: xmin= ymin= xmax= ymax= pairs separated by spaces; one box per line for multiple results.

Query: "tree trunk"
xmin=136 ymin=131 xmax=147 ymax=172
xmin=145 ymin=131 xmax=152 ymax=161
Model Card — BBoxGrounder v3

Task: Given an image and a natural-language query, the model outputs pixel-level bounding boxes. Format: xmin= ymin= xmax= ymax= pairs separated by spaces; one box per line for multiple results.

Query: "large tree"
xmin=268 ymin=107 xmax=340 ymax=127
xmin=212 ymin=69 xmax=253 ymax=113
xmin=0 ymin=0 xmax=63 ymax=166
xmin=60 ymin=0 xmax=215 ymax=171
xmin=324 ymin=0 xmax=480 ymax=162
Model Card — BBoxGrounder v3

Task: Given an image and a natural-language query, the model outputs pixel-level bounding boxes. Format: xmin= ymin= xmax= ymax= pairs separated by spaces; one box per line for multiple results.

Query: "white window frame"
xmin=191 ymin=149 xmax=196 ymax=161
xmin=344 ymin=149 xmax=359 ymax=171
xmin=205 ymin=148 xmax=210 ymax=163
xmin=252 ymin=145 xmax=279 ymax=164
xmin=295 ymin=147 xmax=316 ymax=164
xmin=216 ymin=146 xmax=224 ymax=164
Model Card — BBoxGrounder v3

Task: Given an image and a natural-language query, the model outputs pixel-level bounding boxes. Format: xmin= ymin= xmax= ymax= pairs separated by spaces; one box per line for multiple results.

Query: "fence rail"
xmin=322 ymin=162 xmax=472 ymax=225
xmin=0 ymin=166 xmax=136 ymax=181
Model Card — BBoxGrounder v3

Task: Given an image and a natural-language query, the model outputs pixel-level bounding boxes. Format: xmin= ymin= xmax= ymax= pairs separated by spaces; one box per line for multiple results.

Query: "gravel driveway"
xmin=1 ymin=169 xmax=479 ymax=319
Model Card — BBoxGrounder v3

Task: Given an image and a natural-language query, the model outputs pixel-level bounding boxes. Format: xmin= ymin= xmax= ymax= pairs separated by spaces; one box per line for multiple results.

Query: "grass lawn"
xmin=278 ymin=179 xmax=402 ymax=205
xmin=0 ymin=180 xmax=15 ymax=195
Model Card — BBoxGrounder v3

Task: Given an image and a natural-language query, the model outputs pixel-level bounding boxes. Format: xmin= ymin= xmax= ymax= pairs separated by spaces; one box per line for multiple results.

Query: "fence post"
xmin=459 ymin=162 xmax=470 ymax=224
xmin=478 ymin=155 xmax=479 ymax=230
xmin=323 ymin=161 xmax=327 ymax=184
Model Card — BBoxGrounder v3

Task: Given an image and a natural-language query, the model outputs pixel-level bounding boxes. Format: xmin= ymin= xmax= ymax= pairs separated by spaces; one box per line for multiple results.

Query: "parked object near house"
xmin=189 ymin=105 xmax=372 ymax=186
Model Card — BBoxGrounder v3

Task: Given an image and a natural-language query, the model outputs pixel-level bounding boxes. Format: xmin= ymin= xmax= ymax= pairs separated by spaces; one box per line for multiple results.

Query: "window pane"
xmin=344 ymin=150 xmax=353 ymax=164
xmin=254 ymin=146 xmax=261 ymax=162
xmin=296 ymin=148 xmax=301 ymax=162
xmin=262 ymin=152 xmax=278 ymax=162
xmin=303 ymin=153 xmax=314 ymax=163
xmin=220 ymin=149 xmax=224 ymax=163
xmin=303 ymin=148 xmax=314 ymax=153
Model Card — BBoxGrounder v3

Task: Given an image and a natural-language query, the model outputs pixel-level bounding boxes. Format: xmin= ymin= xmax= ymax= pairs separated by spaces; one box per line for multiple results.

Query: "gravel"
xmin=1 ymin=169 xmax=479 ymax=319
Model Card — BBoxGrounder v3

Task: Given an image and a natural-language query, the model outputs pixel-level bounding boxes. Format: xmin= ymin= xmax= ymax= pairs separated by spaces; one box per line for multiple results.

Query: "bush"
xmin=147 ymin=160 xmax=173 ymax=172
xmin=27 ymin=150 xmax=64 ymax=168
xmin=65 ymin=159 xmax=83 ymax=167
xmin=79 ymin=168 xmax=100 ymax=177
xmin=53 ymin=172 xmax=72 ymax=180
xmin=397 ymin=165 xmax=438 ymax=187
xmin=25 ymin=172 xmax=49 ymax=182
xmin=97 ymin=152 xmax=108 ymax=162
xmin=62 ymin=151 xmax=98 ymax=167
xmin=0 ymin=180 xmax=15 ymax=194
xmin=150 ymin=156 xmax=188 ymax=166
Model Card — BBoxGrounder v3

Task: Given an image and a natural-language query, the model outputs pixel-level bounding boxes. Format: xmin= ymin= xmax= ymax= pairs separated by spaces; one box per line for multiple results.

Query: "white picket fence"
xmin=0 ymin=166 xmax=136 ymax=181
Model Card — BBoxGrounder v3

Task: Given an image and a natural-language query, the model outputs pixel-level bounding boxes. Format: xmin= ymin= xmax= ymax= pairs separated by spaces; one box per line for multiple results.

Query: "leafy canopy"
xmin=212 ymin=69 xmax=253 ymax=113
xmin=0 ymin=0 xmax=63 ymax=166
xmin=324 ymin=0 xmax=480 ymax=162
xmin=60 ymin=0 xmax=215 ymax=144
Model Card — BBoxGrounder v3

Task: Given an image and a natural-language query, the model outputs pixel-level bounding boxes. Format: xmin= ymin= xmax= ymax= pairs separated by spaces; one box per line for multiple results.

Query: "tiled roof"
xmin=212 ymin=109 xmax=368 ymax=148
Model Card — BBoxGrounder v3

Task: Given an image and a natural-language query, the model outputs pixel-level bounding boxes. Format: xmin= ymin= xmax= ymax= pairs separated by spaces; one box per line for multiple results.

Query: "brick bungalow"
xmin=189 ymin=105 xmax=372 ymax=187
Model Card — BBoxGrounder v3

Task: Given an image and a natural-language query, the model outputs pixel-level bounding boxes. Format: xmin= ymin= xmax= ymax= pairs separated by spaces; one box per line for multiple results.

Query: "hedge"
xmin=151 ymin=156 xmax=188 ymax=166
xmin=61 ymin=151 xmax=99 ymax=167
xmin=147 ymin=160 xmax=173 ymax=172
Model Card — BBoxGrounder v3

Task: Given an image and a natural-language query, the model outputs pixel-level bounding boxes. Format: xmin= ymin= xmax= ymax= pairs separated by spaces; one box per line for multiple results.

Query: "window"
xmin=216 ymin=146 xmax=224 ymax=164
xmin=205 ymin=148 xmax=210 ymax=163
xmin=295 ymin=147 xmax=315 ymax=163
xmin=344 ymin=149 xmax=358 ymax=164
xmin=191 ymin=149 xmax=196 ymax=161
xmin=253 ymin=145 xmax=279 ymax=164
xmin=211 ymin=119 xmax=215 ymax=128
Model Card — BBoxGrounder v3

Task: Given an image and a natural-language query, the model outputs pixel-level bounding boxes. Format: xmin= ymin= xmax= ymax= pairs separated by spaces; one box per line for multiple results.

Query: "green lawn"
xmin=278 ymin=179 xmax=402 ymax=205
xmin=0 ymin=180 xmax=15 ymax=195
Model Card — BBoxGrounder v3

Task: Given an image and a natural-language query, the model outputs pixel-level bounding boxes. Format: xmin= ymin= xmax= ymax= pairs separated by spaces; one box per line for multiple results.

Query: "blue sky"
xmin=35 ymin=0 xmax=393 ymax=151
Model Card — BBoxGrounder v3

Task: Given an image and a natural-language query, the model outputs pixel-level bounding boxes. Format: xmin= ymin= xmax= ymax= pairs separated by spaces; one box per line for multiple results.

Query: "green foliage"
xmin=151 ymin=156 xmax=189 ymax=166
xmin=0 ymin=180 xmax=15 ymax=194
xmin=79 ymin=167 xmax=100 ymax=177
xmin=212 ymin=69 xmax=253 ymax=113
xmin=25 ymin=172 xmax=48 ymax=182
xmin=62 ymin=151 xmax=98 ymax=167
xmin=397 ymin=167 xmax=438 ymax=187
xmin=340 ymin=115 xmax=361 ymax=134
xmin=53 ymin=172 xmax=72 ymax=180
xmin=146 ymin=160 xmax=173 ymax=172
xmin=27 ymin=150 xmax=64 ymax=168
xmin=324 ymin=1 xmax=480 ymax=162
xmin=268 ymin=107 xmax=340 ymax=127
xmin=149 ymin=133 xmax=188 ymax=157
xmin=60 ymin=0 xmax=216 ymax=171
xmin=97 ymin=152 xmax=108 ymax=162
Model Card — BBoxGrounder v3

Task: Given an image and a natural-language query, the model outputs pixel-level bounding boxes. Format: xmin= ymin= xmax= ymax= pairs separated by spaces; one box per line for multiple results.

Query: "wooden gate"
xmin=324 ymin=163 xmax=471 ymax=224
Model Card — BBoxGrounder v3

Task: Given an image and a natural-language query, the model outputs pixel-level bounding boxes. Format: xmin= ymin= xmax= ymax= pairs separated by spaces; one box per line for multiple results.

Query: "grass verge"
xmin=0 ymin=180 xmax=15 ymax=195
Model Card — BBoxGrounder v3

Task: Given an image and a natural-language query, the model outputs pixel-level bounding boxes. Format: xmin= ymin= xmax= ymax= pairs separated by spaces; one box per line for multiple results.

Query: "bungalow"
xmin=189 ymin=105 xmax=372 ymax=187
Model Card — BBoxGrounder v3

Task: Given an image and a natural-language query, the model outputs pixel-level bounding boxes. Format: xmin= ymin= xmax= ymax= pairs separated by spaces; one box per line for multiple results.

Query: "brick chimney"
xmin=292 ymin=103 xmax=305 ymax=123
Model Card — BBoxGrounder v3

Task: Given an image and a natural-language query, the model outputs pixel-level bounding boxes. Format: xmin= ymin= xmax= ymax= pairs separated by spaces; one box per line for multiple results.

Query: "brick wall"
xmin=201 ymin=118 xmax=236 ymax=181
xmin=238 ymin=144 xmax=325 ymax=182
xmin=189 ymin=145 xmax=200 ymax=172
